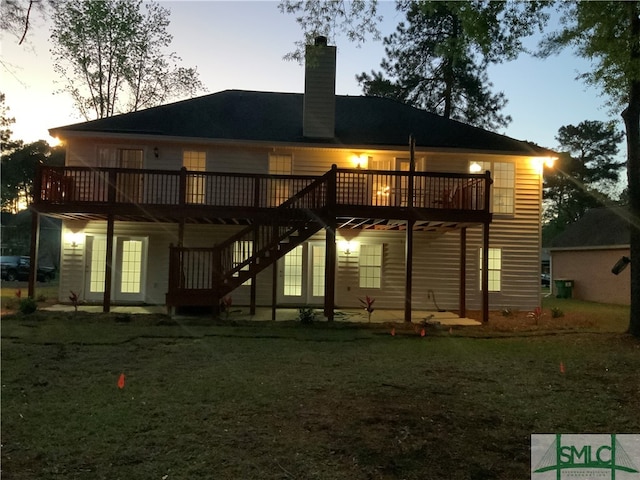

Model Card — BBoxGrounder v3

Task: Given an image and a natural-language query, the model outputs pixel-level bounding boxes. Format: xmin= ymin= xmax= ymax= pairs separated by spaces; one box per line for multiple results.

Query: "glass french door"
xmin=84 ymin=235 xmax=148 ymax=303
xmin=278 ymin=243 xmax=325 ymax=305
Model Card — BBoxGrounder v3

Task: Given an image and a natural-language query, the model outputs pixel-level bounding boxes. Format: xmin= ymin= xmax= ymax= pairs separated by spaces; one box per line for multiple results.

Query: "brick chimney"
xmin=303 ymin=36 xmax=336 ymax=139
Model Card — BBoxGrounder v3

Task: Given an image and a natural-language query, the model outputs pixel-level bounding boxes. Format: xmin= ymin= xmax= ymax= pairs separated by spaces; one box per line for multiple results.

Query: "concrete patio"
xmin=41 ymin=304 xmax=480 ymax=326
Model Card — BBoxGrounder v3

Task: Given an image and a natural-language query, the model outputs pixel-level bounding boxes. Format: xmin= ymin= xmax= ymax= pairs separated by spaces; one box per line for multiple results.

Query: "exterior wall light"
xmin=154 ymin=147 xmax=159 ymax=158
xmin=469 ymin=162 xmax=482 ymax=173
xmin=339 ymin=240 xmax=358 ymax=255
xmin=612 ymin=256 xmax=630 ymax=275
xmin=65 ymin=231 xmax=84 ymax=248
xmin=350 ymin=154 xmax=366 ymax=169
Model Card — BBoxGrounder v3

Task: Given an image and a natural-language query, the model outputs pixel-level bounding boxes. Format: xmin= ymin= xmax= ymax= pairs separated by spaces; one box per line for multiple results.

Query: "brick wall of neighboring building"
xmin=550 ymin=247 xmax=630 ymax=305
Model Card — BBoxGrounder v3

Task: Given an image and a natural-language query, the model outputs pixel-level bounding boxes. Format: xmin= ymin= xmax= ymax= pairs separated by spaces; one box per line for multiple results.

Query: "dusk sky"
xmin=0 ymin=1 xmax=620 ymax=154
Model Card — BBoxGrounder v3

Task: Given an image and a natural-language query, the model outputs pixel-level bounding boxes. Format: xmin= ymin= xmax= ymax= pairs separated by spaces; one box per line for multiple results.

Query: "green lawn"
xmin=2 ymin=309 xmax=639 ymax=479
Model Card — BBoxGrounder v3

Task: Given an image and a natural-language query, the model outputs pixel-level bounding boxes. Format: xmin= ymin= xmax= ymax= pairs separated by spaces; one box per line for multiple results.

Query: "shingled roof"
xmin=549 ymin=207 xmax=631 ymax=249
xmin=50 ymin=90 xmax=552 ymax=156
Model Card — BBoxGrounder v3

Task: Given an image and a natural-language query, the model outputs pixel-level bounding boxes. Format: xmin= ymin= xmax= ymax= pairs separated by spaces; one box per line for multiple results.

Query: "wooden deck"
xmin=33 ymin=164 xmax=492 ymax=226
xmin=32 ymin=164 xmax=493 ymax=319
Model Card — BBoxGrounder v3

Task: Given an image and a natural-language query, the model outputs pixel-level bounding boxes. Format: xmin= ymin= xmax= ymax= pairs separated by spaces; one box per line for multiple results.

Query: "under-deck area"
xmin=30 ymin=164 xmax=493 ymax=322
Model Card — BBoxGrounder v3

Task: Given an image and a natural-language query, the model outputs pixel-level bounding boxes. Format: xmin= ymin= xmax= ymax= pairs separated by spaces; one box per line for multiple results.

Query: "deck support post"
xmin=103 ymin=214 xmax=115 ymax=313
xmin=271 ymin=225 xmax=278 ymax=321
xmin=481 ymin=222 xmax=490 ymax=323
xmin=324 ymin=165 xmax=337 ymax=322
xmin=459 ymin=227 xmax=467 ymax=318
xmin=404 ymin=219 xmax=414 ymax=323
xmin=404 ymin=135 xmax=416 ymax=323
xmin=28 ymin=210 xmax=40 ymax=299
xmin=324 ymin=221 xmax=336 ymax=322
xmin=250 ymin=227 xmax=258 ymax=315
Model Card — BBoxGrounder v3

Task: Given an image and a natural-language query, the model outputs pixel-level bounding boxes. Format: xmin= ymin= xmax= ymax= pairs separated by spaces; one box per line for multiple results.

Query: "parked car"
xmin=541 ymin=273 xmax=550 ymax=287
xmin=0 ymin=256 xmax=56 ymax=282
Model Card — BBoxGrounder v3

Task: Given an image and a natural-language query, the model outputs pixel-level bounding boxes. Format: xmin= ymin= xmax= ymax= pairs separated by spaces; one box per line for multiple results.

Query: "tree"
xmin=0 ymin=92 xmax=18 ymax=153
xmin=50 ymin=0 xmax=205 ymax=120
xmin=281 ymin=1 xmax=548 ymax=131
xmin=0 ymin=0 xmax=50 ymax=45
xmin=541 ymin=1 xmax=640 ymax=336
xmin=278 ymin=0 xmax=383 ymax=62
xmin=1 ymin=140 xmax=64 ymax=212
xmin=543 ymin=120 xmax=625 ymax=228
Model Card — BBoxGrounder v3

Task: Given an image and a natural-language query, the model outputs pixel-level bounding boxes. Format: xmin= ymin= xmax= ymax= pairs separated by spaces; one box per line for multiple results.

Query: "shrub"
xmin=527 ymin=306 xmax=544 ymax=325
xmin=19 ymin=297 xmax=38 ymax=315
xmin=298 ymin=306 xmax=316 ymax=324
xmin=359 ymin=296 xmax=375 ymax=323
xmin=551 ymin=307 xmax=564 ymax=318
xmin=501 ymin=307 xmax=514 ymax=317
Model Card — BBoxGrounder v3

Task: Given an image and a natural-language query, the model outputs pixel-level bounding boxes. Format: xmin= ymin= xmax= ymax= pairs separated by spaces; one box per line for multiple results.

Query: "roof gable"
xmin=50 ymin=90 xmax=551 ymax=155
xmin=550 ymin=207 xmax=631 ymax=249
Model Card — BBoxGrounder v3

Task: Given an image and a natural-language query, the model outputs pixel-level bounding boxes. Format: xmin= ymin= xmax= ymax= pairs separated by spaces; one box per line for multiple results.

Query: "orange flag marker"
xmin=420 ymin=328 xmax=426 ymax=337
xmin=560 ymin=362 xmax=566 ymax=374
xmin=391 ymin=327 xmax=396 ymax=336
xmin=118 ymin=373 xmax=126 ymax=389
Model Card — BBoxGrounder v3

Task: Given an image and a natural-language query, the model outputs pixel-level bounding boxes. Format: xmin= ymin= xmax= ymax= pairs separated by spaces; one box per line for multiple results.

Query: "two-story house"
xmin=30 ymin=37 xmax=554 ymax=322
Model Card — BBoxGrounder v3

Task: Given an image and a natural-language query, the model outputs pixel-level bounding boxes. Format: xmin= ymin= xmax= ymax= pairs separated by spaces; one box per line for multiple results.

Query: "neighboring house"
xmin=549 ymin=207 xmax=631 ymax=305
xmin=29 ymin=38 xmax=554 ymax=322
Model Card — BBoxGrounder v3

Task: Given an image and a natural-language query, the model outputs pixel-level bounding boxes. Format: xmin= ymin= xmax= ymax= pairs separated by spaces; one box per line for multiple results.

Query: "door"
xmin=84 ymin=235 xmax=148 ymax=303
xmin=269 ymin=153 xmax=292 ymax=206
xmin=278 ymin=242 xmax=325 ymax=305
xmin=396 ymin=158 xmax=410 ymax=206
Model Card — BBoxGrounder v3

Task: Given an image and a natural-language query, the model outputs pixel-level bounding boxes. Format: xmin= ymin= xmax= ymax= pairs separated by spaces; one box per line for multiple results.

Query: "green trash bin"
xmin=554 ymin=279 xmax=573 ymax=299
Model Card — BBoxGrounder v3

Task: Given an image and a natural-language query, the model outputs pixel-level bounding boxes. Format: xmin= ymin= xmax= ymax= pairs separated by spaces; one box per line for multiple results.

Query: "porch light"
xmin=350 ymin=154 xmax=366 ymax=169
xmin=65 ymin=231 xmax=84 ymax=248
xmin=153 ymin=146 xmax=159 ymax=158
xmin=532 ymin=156 xmax=557 ymax=174
xmin=339 ymin=240 xmax=358 ymax=255
xmin=612 ymin=256 xmax=630 ymax=275
xmin=469 ymin=162 xmax=482 ymax=173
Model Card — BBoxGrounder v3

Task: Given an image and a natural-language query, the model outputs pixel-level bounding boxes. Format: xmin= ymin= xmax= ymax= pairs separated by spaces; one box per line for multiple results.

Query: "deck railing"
xmin=35 ymin=165 xmax=490 ymax=213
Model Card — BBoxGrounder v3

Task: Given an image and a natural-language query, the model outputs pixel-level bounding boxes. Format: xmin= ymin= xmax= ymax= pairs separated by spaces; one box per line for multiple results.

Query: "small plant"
xmin=359 ymin=295 xmax=375 ymax=323
xmin=298 ymin=306 xmax=315 ymax=324
xmin=15 ymin=289 xmax=22 ymax=299
xmin=69 ymin=291 xmax=79 ymax=312
xmin=527 ymin=306 xmax=544 ymax=325
xmin=551 ymin=307 xmax=564 ymax=318
xmin=501 ymin=307 xmax=514 ymax=317
xmin=18 ymin=297 xmax=37 ymax=314
xmin=36 ymin=293 xmax=47 ymax=302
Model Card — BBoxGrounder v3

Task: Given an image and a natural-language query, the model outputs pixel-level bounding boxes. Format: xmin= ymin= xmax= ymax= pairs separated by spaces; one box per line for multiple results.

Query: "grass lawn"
xmin=1 ymin=297 xmax=639 ymax=479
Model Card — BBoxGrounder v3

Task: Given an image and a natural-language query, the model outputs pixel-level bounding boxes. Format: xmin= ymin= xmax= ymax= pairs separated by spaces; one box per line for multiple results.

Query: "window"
xmin=232 ymin=240 xmax=253 ymax=286
xmin=479 ymin=248 xmax=502 ymax=292
xmin=470 ymin=161 xmax=515 ymax=214
xmin=89 ymin=237 xmax=107 ymax=293
xmin=359 ymin=244 xmax=382 ymax=288
xmin=311 ymin=244 xmax=325 ymax=297
xmin=183 ymin=151 xmax=206 ymax=204
xmin=120 ymin=240 xmax=143 ymax=293
xmin=283 ymin=245 xmax=303 ymax=296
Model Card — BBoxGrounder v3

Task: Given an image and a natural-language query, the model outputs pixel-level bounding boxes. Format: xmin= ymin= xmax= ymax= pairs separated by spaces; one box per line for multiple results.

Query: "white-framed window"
xmin=183 ymin=151 xmax=206 ymax=204
xmin=479 ymin=247 xmax=502 ymax=292
xmin=233 ymin=240 xmax=253 ymax=286
xmin=359 ymin=244 xmax=383 ymax=288
xmin=470 ymin=161 xmax=515 ymax=214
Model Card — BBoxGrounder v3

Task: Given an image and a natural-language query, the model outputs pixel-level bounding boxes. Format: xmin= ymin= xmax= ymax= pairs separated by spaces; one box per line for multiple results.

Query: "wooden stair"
xmin=166 ymin=172 xmax=331 ymax=309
